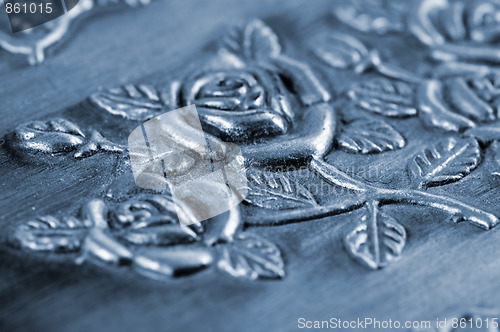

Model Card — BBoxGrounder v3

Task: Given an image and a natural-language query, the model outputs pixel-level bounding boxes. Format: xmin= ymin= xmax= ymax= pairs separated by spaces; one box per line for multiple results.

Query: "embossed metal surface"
xmin=1 ymin=0 xmax=500 ymax=331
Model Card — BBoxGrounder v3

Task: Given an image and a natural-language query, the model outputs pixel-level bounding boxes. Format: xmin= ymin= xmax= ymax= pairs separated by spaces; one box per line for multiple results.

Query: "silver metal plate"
xmin=1 ymin=0 xmax=500 ymax=331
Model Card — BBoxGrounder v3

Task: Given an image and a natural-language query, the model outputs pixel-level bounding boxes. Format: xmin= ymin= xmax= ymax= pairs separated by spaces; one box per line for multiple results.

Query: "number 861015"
xmin=5 ymin=2 xmax=53 ymax=14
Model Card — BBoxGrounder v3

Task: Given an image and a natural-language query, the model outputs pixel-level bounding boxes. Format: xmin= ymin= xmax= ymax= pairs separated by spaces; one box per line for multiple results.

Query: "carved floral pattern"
xmin=409 ymin=0 xmax=500 ymax=66
xmin=180 ymin=68 xmax=292 ymax=143
xmin=346 ymin=73 xmax=500 ymax=138
xmin=91 ymin=18 xmax=334 ymax=168
xmin=5 ymin=16 xmax=500 ymax=280
xmin=333 ymin=0 xmax=500 ymax=75
xmin=12 ymin=196 xmax=285 ymax=281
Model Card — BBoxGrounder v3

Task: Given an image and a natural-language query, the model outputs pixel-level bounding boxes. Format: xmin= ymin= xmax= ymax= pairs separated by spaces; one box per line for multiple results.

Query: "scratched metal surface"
xmin=1 ymin=1 xmax=500 ymax=331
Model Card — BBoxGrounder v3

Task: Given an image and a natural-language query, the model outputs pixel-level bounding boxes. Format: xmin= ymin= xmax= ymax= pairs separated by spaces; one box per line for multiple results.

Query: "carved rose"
xmin=110 ymin=195 xmax=203 ymax=246
xmin=180 ymin=68 xmax=291 ymax=142
xmin=90 ymin=20 xmax=336 ymax=167
xmin=172 ymin=64 xmax=335 ymax=168
xmin=170 ymin=20 xmax=336 ymax=167
xmin=410 ymin=0 xmax=500 ymax=64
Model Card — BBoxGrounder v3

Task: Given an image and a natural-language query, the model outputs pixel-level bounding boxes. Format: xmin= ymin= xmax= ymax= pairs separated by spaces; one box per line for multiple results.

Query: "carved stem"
xmin=372 ymin=188 xmax=499 ymax=229
xmin=245 ymin=199 xmax=367 ymax=226
xmin=309 ymin=157 xmax=368 ymax=192
xmin=309 ymin=157 xmax=499 ymax=230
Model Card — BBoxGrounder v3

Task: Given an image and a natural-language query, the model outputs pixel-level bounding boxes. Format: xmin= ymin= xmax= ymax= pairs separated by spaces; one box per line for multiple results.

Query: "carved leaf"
xmin=337 ymin=118 xmax=405 ymax=154
xmin=244 ymin=170 xmax=318 ymax=210
xmin=89 ymin=84 xmax=168 ymax=121
xmin=347 ymin=78 xmax=417 ymax=117
xmin=408 ymin=137 xmax=481 ymax=188
xmin=217 ymin=232 xmax=285 ymax=280
xmin=333 ymin=0 xmax=407 ymax=34
xmin=10 ymin=118 xmax=122 ymax=160
xmin=11 ymin=118 xmax=86 ymax=154
xmin=344 ymin=204 xmax=406 ymax=269
xmin=311 ymin=32 xmax=368 ymax=69
xmin=12 ymin=215 xmax=92 ymax=252
xmin=222 ymin=19 xmax=281 ymax=60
